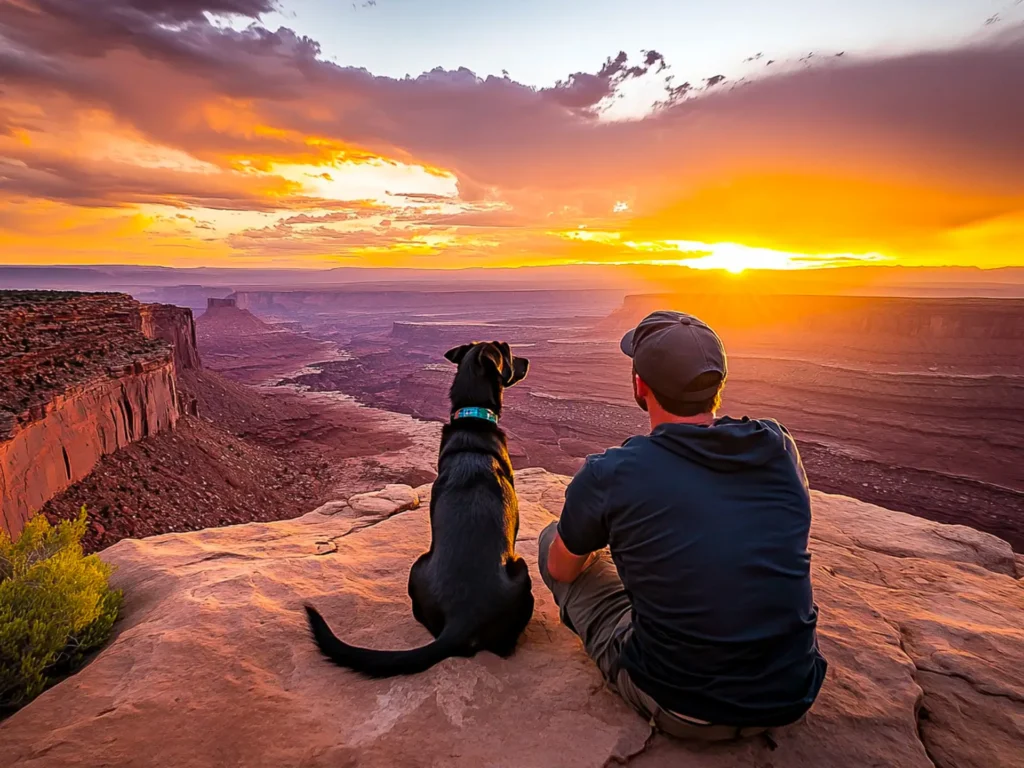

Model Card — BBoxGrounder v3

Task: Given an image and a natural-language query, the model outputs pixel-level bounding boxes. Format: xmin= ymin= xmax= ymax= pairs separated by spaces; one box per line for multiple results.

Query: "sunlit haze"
xmin=2 ymin=0 xmax=1023 ymax=271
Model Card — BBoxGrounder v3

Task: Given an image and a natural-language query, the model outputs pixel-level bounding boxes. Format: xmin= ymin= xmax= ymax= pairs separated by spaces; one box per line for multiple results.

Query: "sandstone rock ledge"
xmin=2 ymin=469 xmax=1021 ymax=768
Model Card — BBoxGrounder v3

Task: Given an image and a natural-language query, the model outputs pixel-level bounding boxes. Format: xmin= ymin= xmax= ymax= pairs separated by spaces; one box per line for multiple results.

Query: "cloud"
xmin=415 ymin=209 xmax=530 ymax=229
xmin=225 ymin=218 xmax=437 ymax=258
xmin=282 ymin=202 xmax=384 ymax=225
xmin=544 ymin=49 xmax=667 ymax=113
xmin=0 ymin=149 xmax=289 ymax=210
xmin=389 ymin=192 xmax=457 ymax=203
xmin=1 ymin=0 xmax=1023 ymax=266
xmin=128 ymin=0 xmax=276 ymax=18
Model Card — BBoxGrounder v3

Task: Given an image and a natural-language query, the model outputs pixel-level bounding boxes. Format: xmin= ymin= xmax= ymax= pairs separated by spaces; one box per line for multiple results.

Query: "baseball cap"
xmin=619 ymin=310 xmax=728 ymax=402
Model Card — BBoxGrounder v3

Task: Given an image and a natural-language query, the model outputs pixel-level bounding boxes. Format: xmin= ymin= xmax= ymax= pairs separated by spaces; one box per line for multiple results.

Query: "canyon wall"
xmin=611 ymin=293 xmax=1024 ymax=339
xmin=0 ymin=292 xmax=200 ymax=538
xmin=608 ymin=293 xmax=1024 ymax=372
xmin=232 ymin=289 xmax=621 ymax=318
xmin=136 ymin=302 xmax=201 ymax=371
xmin=0 ymin=361 xmax=178 ymax=537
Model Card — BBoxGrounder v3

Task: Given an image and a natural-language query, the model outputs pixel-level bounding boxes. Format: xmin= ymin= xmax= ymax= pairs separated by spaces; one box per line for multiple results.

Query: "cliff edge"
xmin=0 ymin=291 xmax=199 ymax=537
xmin=1 ymin=469 xmax=1020 ymax=768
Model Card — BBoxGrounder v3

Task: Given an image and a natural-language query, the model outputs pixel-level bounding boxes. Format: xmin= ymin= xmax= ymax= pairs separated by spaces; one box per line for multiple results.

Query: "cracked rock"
xmin=1 ymin=471 xmax=1021 ymax=768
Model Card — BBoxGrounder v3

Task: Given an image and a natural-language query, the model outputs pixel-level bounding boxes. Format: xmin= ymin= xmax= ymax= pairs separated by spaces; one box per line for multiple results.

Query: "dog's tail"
xmin=304 ymin=605 xmax=467 ymax=678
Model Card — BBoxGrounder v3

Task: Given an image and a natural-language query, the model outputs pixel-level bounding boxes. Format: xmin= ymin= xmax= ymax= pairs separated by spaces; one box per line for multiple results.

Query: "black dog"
xmin=305 ymin=341 xmax=535 ymax=677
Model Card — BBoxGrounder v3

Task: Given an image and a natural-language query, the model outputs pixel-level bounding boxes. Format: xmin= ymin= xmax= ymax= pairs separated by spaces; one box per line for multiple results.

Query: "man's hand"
xmin=546 ymin=531 xmax=597 ymax=583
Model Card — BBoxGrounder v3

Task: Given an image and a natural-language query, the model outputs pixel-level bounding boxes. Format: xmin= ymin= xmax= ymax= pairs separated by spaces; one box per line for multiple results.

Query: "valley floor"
xmin=290 ymin=341 xmax=1024 ymax=552
xmin=41 ymin=370 xmax=434 ymax=553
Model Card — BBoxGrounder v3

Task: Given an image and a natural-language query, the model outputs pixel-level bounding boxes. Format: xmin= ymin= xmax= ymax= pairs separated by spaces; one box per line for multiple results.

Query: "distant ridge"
xmin=196 ymin=297 xmax=269 ymax=336
xmin=4 ymin=264 xmax=1024 ymax=298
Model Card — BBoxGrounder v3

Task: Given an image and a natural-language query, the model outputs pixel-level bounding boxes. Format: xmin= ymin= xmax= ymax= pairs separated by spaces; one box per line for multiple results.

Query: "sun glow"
xmin=273 ymin=158 xmax=459 ymax=203
xmin=622 ymin=239 xmax=889 ymax=272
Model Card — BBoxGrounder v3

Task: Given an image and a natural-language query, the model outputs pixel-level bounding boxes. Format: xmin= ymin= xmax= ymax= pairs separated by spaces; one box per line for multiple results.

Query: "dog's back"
xmin=306 ymin=341 xmax=534 ymax=677
xmin=428 ymin=426 xmax=531 ymax=635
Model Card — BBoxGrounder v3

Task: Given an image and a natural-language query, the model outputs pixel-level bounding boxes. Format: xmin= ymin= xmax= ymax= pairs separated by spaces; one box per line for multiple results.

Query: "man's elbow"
xmin=546 ymin=536 xmax=587 ymax=584
xmin=547 ymin=558 xmax=575 ymax=584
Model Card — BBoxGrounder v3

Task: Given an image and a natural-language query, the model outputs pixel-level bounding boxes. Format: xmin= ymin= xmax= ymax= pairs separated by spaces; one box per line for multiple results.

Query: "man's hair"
xmin=650 ymin=371 xmax=725 ymax=417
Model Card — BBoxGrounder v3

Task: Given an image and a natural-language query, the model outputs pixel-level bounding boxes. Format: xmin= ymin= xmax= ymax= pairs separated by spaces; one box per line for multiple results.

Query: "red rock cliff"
xmin=0 ymin=291 xmax=197 ymax=538
xmin=136 ymin=302 xmax=201 ymax=371
xmin=611 ymin=293 xmax=1024 ymax=339
xmin=607 ymin=293 xmax=1024 ymax=371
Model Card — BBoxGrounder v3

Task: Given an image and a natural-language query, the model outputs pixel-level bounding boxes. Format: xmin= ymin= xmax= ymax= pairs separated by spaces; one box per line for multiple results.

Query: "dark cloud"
xmin=0 ymin=39 xmax=69 ymax=85
xmin=0 ymin=0 xmax=314 ymax=95
xmin=225 ymin=219 xmax=430 ymax=256
xmin=126 ymin=0 xmax=276 ymax=19
xmin=416 ymin=209 xmax=529 ymax=228
xmin=547 ymin=51 xmax=623 ymax=110
xmin=283 ymin=203 xmax=385 ymax=224
xmin=388 ymin=192 xmax=456 ymax=203
xmin=0 ymin=147 xmax=283 ymax=210
xmin=543 ymin=49 xmax=668 ymax=113
xmin=0 ymin=147 xmax=380 ymax=213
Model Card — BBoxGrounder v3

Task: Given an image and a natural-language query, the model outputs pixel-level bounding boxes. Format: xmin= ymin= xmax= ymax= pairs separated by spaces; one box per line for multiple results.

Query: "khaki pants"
xmin=538 ymin=522 xmax=771 ymax=742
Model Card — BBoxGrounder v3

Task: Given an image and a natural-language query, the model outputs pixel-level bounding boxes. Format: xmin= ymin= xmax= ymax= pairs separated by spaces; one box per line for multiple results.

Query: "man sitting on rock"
xmin=539 ymin=310 xmax=827 ymax=741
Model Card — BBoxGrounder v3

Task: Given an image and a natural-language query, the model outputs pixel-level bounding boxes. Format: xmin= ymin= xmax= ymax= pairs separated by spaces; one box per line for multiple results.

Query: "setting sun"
xmin=615 ymin=240 xmax=888 ymax=273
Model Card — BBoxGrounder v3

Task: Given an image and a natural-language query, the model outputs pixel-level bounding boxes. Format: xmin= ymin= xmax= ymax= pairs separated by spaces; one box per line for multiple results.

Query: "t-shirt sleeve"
xmin=557 ymin=455 xmax=610 ymax=556
xmin=778 ymin=422 xmax=810 ymax=490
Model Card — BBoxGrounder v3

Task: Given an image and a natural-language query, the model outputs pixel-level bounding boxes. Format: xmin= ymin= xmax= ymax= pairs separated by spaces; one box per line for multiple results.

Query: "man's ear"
xmin=444 ymin=344 xmax=473 ymax=365
xmin=506 ymin=356 xmax=529 ymax=387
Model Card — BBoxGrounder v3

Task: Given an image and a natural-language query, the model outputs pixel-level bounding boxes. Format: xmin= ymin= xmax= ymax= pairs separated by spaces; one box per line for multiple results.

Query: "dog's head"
xmin=444 ymin=341 xmax=529 ymax=411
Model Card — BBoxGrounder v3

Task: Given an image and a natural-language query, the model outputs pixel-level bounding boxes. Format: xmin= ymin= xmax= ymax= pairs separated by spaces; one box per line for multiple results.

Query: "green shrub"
xmin=0 ymin=509 xmax=122 ymax=710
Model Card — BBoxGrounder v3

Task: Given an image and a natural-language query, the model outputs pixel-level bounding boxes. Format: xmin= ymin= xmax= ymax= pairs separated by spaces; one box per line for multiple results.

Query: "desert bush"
xmin=0 ymin=510 xmax=122 ymax=710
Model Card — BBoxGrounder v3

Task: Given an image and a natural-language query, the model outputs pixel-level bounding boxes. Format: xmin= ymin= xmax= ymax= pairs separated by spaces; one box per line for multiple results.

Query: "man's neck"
xmin=649 ymin=410 xmax=716 ymax=431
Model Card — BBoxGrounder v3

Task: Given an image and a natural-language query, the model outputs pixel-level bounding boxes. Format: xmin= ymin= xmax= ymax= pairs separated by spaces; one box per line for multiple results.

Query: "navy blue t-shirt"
xmin=557 ymin=416 xmax=827 ymax=727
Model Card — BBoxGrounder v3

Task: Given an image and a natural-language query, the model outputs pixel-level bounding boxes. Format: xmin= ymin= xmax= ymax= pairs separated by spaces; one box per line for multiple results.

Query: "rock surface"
xmin=2 ymin=469 xmax=1022 ymax=768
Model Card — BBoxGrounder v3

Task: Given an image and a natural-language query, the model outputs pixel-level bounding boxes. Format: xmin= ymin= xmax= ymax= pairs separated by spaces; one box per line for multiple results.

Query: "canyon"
xmin=195 ymin=297 xmax=340 ymax=382
xmin=35 ymin=297 xmax=435 ymax=553
xmin=266 ymin=288 xmax=1024 ymax=550
xmin=7 ymin=286 xmax=1022 ymax=552
xmin=607 ymin=292 xmax=1024 ymax=373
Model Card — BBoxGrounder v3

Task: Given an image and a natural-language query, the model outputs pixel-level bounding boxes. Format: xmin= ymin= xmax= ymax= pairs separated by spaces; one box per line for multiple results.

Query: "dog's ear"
xmin=495 ymin=341 xmax=512 ymax=375
xmin=506 ymin=355 xmax=529 ymax=387
xmin=491 ymin=341 xmax=528 ymax=386
xmin=478 ymin=342 xmax=504 ymax=376
xmin=444 ymin=344 xmax=473 ymax=365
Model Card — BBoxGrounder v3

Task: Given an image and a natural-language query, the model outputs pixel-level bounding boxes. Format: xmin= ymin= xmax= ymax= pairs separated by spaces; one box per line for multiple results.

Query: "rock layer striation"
xmin=0 ymin=291 xmax=199 ymax=537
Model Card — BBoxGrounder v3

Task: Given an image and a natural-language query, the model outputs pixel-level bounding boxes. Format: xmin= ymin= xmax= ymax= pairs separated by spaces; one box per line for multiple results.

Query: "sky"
xmin=1 ymin=0 xmax=1023 ymax=272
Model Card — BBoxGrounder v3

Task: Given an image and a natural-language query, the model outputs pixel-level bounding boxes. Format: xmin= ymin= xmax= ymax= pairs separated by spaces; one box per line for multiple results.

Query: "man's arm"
xmin=547 ymin=456 xmax=609 ymax=584
xmin=546 ymin=532 xmax=598 ymax=583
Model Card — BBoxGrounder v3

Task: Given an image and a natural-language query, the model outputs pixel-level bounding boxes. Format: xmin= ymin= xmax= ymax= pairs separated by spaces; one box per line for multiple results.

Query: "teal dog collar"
xmin=452 ymin=407 xmax=499 ymax=425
